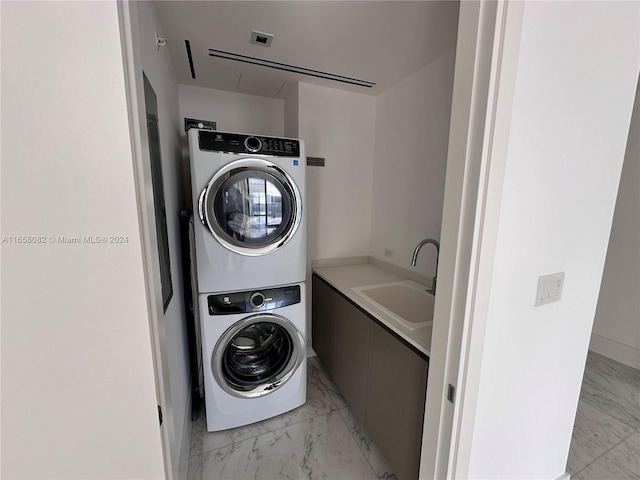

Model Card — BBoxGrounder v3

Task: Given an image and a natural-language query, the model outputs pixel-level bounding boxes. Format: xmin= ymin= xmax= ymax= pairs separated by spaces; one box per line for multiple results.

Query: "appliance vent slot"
xmin=208 ymin=49 xmax=376 ymax=88
xmin=185 ymin=40 xmax=196 ymax=79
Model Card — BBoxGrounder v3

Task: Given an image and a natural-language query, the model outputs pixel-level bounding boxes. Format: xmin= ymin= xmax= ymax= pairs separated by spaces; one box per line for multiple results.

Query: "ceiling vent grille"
xmin=208 ymin=49 xmax=376 ymax=88
xmin=185 ymin=40 xmax=196 ymax=79
xmin=250 ymin=30 xmax=274 ymax=47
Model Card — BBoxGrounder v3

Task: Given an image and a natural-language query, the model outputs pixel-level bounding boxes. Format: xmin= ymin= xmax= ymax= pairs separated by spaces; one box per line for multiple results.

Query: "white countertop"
xmin=313 ymin=260 xmax=432 ymax=357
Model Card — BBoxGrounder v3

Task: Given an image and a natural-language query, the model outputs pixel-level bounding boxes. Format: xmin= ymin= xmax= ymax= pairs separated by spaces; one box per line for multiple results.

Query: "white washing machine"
xmin=188 ymin=129 xmax=306 ymax=293
xmin=200 ymin=282 xmax=307 ymax=431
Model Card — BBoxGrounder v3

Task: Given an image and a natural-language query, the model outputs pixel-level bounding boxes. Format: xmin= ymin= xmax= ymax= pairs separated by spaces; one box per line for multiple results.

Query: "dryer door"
xmin=199 ymin=158 xmax=302 ymax=256
xmin=212 ymin=314 xmax=305 ymax=398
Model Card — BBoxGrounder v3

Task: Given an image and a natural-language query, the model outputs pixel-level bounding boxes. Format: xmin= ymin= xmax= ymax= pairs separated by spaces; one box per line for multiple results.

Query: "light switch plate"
xmin=535 ymin=272 xmax=565 ymax=306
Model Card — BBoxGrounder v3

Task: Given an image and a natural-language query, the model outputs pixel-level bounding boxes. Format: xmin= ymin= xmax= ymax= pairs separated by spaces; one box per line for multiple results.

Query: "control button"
xmin=245 ymin=136 xmax=262 ymax=152
xmin=249 ymin=292 xmax=266 ymax=308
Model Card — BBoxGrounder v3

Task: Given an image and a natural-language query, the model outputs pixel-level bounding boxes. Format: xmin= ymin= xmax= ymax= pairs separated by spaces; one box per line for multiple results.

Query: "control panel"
xmin=208 ymin=285 xmax=301 ymax=315
xmin=199 ymin=131 xmax=300 ymax=157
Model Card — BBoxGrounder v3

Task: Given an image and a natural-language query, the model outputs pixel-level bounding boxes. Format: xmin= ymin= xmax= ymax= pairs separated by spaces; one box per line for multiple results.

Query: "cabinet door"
xmin=332 ymin=292 xmax=370 ymax=426
xmin=365 ymin=321 xmax=428 ymax=480
xmin=311 ymin=275 xmax=336 ymax=376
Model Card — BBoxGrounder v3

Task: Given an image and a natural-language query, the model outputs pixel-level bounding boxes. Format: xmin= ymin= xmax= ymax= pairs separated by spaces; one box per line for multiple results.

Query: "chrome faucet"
xmin=411 ymin=238 xmax=440 ymax=295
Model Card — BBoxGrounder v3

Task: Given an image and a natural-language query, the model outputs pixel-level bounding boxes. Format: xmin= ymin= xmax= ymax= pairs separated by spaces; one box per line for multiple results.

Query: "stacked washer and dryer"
xmin=188 ymin=129 xmax=307 ymax=432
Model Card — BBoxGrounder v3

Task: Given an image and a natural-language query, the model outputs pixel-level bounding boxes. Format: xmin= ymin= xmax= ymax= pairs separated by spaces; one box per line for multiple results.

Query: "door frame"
xmin=419 ymin=1 xmax=524 ymax=477
xmin=117 ymin=2 xmax=176 ymax=478
xmin=117 ymin=1 xmax=528 ymax=478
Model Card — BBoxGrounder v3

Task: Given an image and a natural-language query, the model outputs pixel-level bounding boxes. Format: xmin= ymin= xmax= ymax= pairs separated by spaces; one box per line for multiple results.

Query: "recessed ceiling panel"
xmin=237 ymin=71 xmax=286 ymax=97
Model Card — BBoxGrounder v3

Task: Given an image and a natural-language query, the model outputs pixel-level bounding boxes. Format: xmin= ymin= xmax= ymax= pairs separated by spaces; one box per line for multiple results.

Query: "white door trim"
xmin=117 ymin=2 xmax=176 ymax=478
xmin=419 ymin=1 xmax=524 ymax=477
xmin=447 ymin=1 xmax=525 ymax=477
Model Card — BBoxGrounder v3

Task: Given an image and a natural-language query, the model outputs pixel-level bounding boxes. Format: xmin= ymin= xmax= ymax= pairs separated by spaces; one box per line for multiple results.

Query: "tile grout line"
xmin=199 ymin=415 xmax=321 ymax=467
xmin=334 ymin=405 xmax=382 ymax=479
xmin=571 ymin=431 xmax=635 ymax=478
xmin=314 ymin=360 xmax=393 ymax=477
xmin=569 ymin=352 xmax=640 ymax=479
xmin=195 ymin=359 xmax=389 ymax=478
xmin=199 ymin=369 xmax=345 ymax=456
xmin=199 ymin=407 xmax=335 ymax=456
xmin=197 ymin=408 xmax=383 ymax=479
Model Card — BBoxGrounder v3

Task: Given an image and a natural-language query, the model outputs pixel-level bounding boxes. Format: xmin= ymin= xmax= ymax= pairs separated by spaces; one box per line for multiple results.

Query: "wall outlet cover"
xmin=535 ymin=272 xmax=565 ymax=306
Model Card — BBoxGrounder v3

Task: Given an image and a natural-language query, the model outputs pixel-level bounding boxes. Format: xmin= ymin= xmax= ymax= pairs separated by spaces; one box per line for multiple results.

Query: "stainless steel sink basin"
xmin=351 ymin=281 xmax=434 ymax=331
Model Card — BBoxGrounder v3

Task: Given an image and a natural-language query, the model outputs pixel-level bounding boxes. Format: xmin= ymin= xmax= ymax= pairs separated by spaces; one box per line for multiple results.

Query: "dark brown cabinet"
xmin=311 ymin=276 xmax=336 ymax=375
xmin=366 ymin=321 xmax=428 ymax=480
xmin=312 ymin=275 xmax=370 ymax=424
xmin=331 ymin=283 xmax=370 ymax=425
xmin=312 ymin=274 xmax=429 ymax=480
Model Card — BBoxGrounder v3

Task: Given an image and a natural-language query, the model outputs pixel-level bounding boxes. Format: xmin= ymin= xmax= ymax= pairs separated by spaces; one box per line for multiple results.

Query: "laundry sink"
xmin=351 ymin=281 xmax=434 ymax=331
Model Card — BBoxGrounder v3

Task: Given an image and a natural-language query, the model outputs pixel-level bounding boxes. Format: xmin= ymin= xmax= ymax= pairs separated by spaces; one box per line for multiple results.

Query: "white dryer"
xmin=200 ymin=282 xmax=307 ymax=431
xmin=188 ymin=129 xmax=306 ymax=293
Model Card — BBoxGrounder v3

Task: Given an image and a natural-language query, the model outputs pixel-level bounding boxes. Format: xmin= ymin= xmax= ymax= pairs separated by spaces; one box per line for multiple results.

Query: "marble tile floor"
xmin=567 ymin=352 xmax=640 ymax=479
xmin=187 ymin=355 xmax=396 ymax=480
xmin=188 ymin=350 xmax=639 ymax=479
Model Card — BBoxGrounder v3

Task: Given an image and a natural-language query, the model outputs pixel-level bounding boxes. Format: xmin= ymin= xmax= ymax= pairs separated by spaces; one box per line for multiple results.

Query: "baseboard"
xmin=589 ymin=333 xmax=640 ymax=370
xmin=554 ymin=472 xmax=570 ymax=480
xmin=178 ymin=384 xmax=193 ymax=480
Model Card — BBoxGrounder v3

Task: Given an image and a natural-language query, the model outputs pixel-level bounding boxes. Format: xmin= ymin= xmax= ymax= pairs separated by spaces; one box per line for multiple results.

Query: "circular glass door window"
xmin=212 ymin=314 xmax=305 ymax=398
xmin=199 ymin=159 xmax=302 ymax=256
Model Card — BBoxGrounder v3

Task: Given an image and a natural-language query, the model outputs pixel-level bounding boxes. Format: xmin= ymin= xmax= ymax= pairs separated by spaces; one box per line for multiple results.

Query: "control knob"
xmin=244 ymin=136 xmax=262 ymax=153
xmin=249 ymin=292 xmax=266 ymax=309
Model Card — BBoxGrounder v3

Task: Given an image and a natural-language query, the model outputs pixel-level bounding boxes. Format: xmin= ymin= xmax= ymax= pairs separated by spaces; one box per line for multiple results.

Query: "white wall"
xmin=179 ymin=84 xmax=284 ymax=136
xmin=296 ymin=82 xmax=376 ymax=336
xmin=370 ymin=50 xmax=456 ymax=276
xmin=134 ymin=2 xmax=191 ymax=477
xmin=458 ymin=2 xmax=640 ymax=478
xmin=591 ymin=81 xmax=640 ymax=369
xmin=1 ymin=2 xmax=165 ymax=478
xmin=297 ymin=82 xmax=377 ymax=263
xmin=283 ymin=83 xmax=300 ymax=138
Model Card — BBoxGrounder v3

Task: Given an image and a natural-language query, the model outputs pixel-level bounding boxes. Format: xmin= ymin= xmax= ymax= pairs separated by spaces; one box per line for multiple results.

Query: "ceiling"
xmin=153 ymin=1 xmax=460 ymax=98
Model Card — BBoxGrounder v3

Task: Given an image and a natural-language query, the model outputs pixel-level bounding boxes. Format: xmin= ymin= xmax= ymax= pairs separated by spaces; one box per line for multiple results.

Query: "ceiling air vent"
xmin=184 ymin=40 xmax=196 ymax=79
xmin=208 ymin=49 xmax=376 ymax=89
xmin=250 ymin=30 xmax=274 ymax=47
